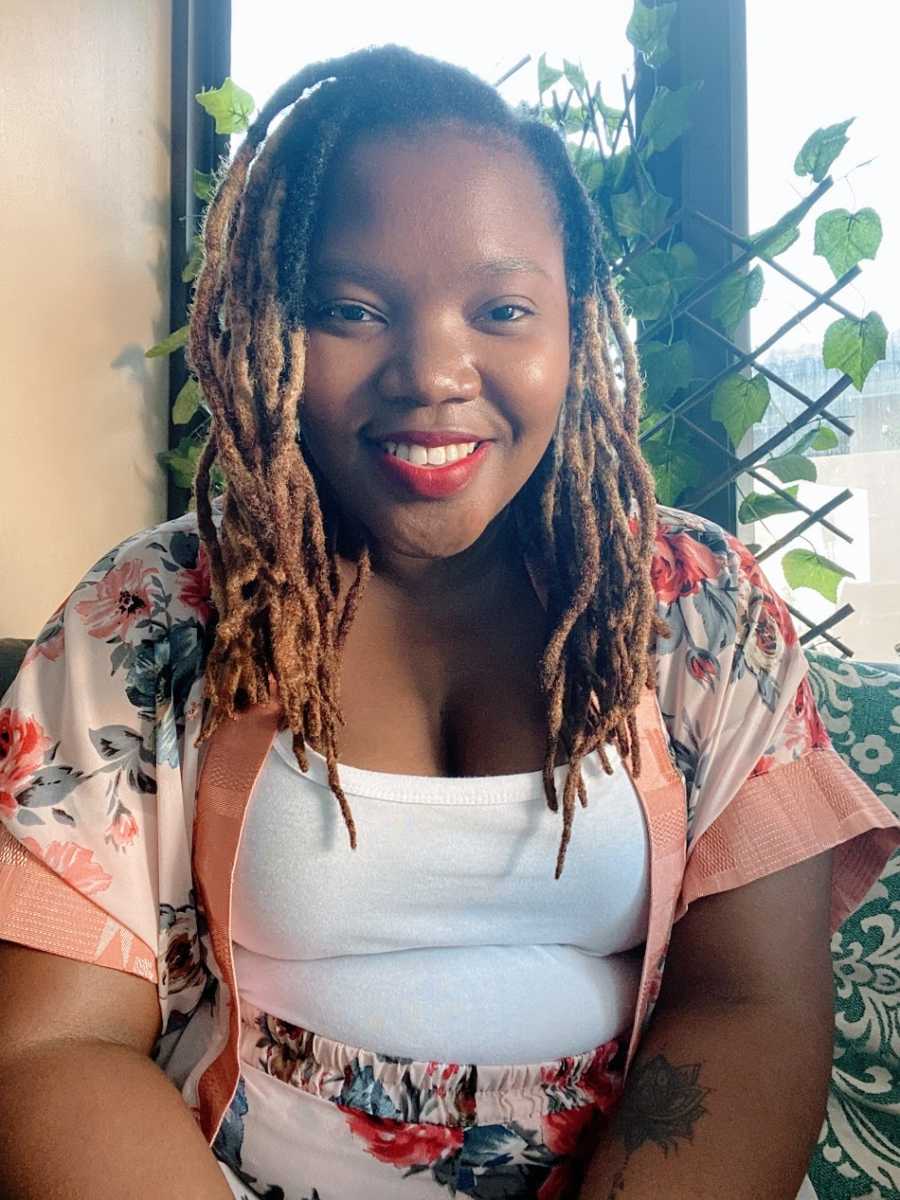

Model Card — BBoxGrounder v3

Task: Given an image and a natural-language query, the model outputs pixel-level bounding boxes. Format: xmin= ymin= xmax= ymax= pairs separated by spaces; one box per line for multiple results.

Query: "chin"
xmin=371 ymin=512 xmax=493 ymax=561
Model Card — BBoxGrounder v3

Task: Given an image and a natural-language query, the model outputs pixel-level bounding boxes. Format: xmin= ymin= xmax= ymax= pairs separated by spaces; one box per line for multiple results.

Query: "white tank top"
xmin=232 ymin=733 xmax=650 ymax=1065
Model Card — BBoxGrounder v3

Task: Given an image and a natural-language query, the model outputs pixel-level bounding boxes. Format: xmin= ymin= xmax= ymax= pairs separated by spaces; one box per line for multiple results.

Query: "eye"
xmin=482 ymin=303 xmax=533 ymax=324
xmin=313 ymin=301 xmax=383 ymax=325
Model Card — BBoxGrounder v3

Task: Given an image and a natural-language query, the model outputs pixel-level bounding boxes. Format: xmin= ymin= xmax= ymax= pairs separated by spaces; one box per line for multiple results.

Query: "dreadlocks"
xmin=189 ymin=45 xmax=664 ymax=878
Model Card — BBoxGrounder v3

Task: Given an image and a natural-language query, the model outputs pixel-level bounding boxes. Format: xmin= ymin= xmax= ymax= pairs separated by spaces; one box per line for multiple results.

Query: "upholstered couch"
xmin=804 ymin=653 xmax=900 ymax=1199
xmin=1 ymin=639 xmax=898 ymax=1197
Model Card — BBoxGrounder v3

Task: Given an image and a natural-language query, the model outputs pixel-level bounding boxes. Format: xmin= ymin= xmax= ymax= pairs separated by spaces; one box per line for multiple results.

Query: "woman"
xmin=0 ymin=46 xmax=896 ymax=1200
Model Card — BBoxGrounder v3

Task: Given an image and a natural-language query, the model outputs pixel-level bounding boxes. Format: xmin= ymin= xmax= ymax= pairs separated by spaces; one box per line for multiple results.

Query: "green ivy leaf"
xmin=627 ymin=1 xmax=677 ymax=68
xmin=785 ymin=423 xmax=839 ymax=459
xmin=750 ymin=223 xmax=800 ymax=258
xmin=814 ymin=208 xmax=883 ymax=279
xmin=823 ymin=311 xmax=888 ymax=390
xmin=574 ymin=147 xmax=604 ymax=193
xmin=592 ymin=84 xmax=625 ymax=140
xmin=710 ymin=265 xmax=764 ymax=333
xmin=156 ymin=437 xmax=202 ymax=490
xmin=602 ymin=148 xmax=632 ymax=193
xmin=710 ymin=373 xmax=770 ymax=446
xmin=782 ymin=548 xmax=855 ymax=602
xmin=563 ymin=59 xmax=588 ymax=97
xmin=759 ymin=453 xmax=817 ymax=484
xmin=562 ymin=104 xmax=587 ymax=135
xmin=639 ymin=82 xmax=702 ymax=157
xmin=538 ymin=53 xmax=563 ymax=96
xmin=619 ymin=248 xmax=679 ymax=320
xmin=641 ymin=426 xmax=704 ymax=506
xmin=752 ymin=186 xmax=831 ymax=262
xmin=738 ymin=486 xmax=801 ymax=524
xmin=181 ymin=236 xmax=204 ymax=284
xmin=193 ymin=169 xmax=214 ymax=202
xmin=812 ymin=425 xmax=839 ymax=451
xmin=793 ymin=118 xmax=854 ymax=182
xmin=172 ymin=378 xmax=202 ymax=425
xmin=195 ymin=77 xmax=255 ymax=134
xmin=611 ymin=187 xmax=672 ymax=242
xmin=146 ymin=325 xmax=188 ymax=358
xmin=640 ymin=340 xmax=694 ymax=411
xmin=668 ymin=242 xmax=699 ymax=295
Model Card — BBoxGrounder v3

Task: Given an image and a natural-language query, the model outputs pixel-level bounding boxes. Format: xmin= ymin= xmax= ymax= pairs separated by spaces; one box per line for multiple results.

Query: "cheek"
xmin=298 ymin=334 xmax=372 ymax=459
xmin=301 ymin=334 xmax=350 ymax=420
xmin=501 ymin=337 xmax=570 ymax=442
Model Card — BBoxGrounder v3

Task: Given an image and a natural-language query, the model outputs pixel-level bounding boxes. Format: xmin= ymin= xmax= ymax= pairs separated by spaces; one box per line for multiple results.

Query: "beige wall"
xmin=0 ymin=1 xmax=171 ymax=636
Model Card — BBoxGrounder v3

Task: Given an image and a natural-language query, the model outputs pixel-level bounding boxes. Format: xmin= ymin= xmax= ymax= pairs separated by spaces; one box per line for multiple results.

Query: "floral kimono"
xmin=1 ymin=498 xmax=897 ymax=1199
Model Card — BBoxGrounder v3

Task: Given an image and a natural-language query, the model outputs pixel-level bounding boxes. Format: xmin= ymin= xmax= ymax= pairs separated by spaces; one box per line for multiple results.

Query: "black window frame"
xmin=635 ymin=0 xmax=748 ymax=532
xmin=167 ymin=0 xmax=232 ymax=519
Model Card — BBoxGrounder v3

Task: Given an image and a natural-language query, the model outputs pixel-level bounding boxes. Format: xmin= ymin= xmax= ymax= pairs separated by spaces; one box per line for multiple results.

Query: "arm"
xmin=580 ymin=849 xmax=834 ymax=1199
xmin=0 ymin=942 xmax=233 ymax=1199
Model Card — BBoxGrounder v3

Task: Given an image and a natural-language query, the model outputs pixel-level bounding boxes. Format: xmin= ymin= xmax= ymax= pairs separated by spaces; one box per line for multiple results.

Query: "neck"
xmin=339 ymin=507 xmax=527 ymax=617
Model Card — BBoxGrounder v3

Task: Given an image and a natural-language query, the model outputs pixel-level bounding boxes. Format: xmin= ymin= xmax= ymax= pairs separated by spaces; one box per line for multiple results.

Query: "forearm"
xmin=0 ymin=1040 xmax=233 ymax=1199
xmin=579 ymin=996 xmax=831 ymax=1199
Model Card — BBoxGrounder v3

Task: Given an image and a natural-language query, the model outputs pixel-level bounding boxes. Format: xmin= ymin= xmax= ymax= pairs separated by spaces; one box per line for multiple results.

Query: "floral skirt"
xmin=214 ymin=999 xmax=627 ymax=1200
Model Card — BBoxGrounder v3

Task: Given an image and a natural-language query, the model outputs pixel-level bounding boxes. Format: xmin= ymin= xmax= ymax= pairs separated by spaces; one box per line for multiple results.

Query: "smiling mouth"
xmin=366 ymin=437 xmax=491 ymax=498
xmin=380 ymin=439 xmax=480 ymax=467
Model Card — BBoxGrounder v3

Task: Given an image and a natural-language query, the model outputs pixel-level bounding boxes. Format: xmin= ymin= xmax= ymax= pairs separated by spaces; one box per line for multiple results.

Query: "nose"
xmin=375 ymin=315 xmax=482 ymax=408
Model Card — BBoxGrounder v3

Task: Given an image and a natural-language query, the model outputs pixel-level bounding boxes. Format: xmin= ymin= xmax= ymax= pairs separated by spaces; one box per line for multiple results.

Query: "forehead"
xmin=310 ymin=126 xmax=565 ymax=283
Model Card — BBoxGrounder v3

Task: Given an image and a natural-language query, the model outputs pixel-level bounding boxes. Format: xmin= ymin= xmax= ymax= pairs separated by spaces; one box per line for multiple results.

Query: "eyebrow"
xmin=309 ymin=256 xmax=552 ymax=288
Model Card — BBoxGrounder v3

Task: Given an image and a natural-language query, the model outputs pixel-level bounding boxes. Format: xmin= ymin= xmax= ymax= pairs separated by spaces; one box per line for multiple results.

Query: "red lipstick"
xmin=370 ymin=440 xmax=491 ymax=500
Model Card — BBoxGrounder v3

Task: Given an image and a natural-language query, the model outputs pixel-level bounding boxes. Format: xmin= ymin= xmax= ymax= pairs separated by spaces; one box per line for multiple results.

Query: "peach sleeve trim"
xmin=0 ymin=826 xmax=157 ymax=982
xmin=676 ymin=747 xmax=900 ymax=933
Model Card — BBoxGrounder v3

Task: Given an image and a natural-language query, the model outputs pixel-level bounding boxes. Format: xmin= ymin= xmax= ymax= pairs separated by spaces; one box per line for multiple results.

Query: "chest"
xmin=331 ymin=575 xmax=554 ymax=776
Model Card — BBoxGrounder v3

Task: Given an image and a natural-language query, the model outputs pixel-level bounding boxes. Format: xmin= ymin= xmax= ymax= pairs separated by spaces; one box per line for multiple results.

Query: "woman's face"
xmin=300 ymin=125 xmax=571 ymax=562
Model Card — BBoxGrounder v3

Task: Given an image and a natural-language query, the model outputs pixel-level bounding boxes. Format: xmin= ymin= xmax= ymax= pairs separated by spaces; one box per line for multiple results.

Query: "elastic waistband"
xmin=239 ymin=1000 xmax=626 ymax=1128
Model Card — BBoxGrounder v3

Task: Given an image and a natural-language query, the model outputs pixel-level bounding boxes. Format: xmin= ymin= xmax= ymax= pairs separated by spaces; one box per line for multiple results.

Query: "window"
xmin=745 ymin=0 xmax=899 ymax=661
xmin=231 ymin=1 xmax=633 ymax=128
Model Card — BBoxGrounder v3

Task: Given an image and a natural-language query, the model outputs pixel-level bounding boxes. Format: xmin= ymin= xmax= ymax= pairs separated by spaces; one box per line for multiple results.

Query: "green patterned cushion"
xmin=806 ymin=652 xmax=900 ymax=1199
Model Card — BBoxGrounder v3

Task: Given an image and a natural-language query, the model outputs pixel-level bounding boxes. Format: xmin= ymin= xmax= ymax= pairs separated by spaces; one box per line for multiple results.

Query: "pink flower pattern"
xmin=21 ymin=838 xmax=112 ymax=895
xmin=105 ymin=806 xmax=139 ymax=849
xmin=177 ymin=546 xmax=212 ymax=625
xmin=0 ymin=708 xmax=52 ymax=817
xmin=75 ymin=558 xmax=154 ymax=640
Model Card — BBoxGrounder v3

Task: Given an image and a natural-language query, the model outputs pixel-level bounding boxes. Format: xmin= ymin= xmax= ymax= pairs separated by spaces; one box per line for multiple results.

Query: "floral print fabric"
xmin=0 ymin=498 xmax=892 ymax=1197
xmin=213 ymin=1000 xmax=625 ymax=1199
xmin=650 ymin=506 xmax=829 ymax=844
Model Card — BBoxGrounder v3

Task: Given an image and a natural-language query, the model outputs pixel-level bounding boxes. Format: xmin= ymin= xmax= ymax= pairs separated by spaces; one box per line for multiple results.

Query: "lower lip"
xmin=370 ymin=442 xmax=491 ymax=499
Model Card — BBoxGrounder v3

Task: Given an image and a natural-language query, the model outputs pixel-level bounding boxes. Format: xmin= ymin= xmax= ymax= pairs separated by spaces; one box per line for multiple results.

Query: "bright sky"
xmin=231 ymin=0 xmax=634 ymax=115
xmin=746 ymin=0 xmax=898 ymax=350
xmin=231 ymin=0 xmax=898 ymax=349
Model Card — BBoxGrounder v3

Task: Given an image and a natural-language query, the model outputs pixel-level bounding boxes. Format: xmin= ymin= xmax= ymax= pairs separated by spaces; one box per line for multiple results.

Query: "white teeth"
xmin=381 ymin=440 xmax=480 ymax=465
